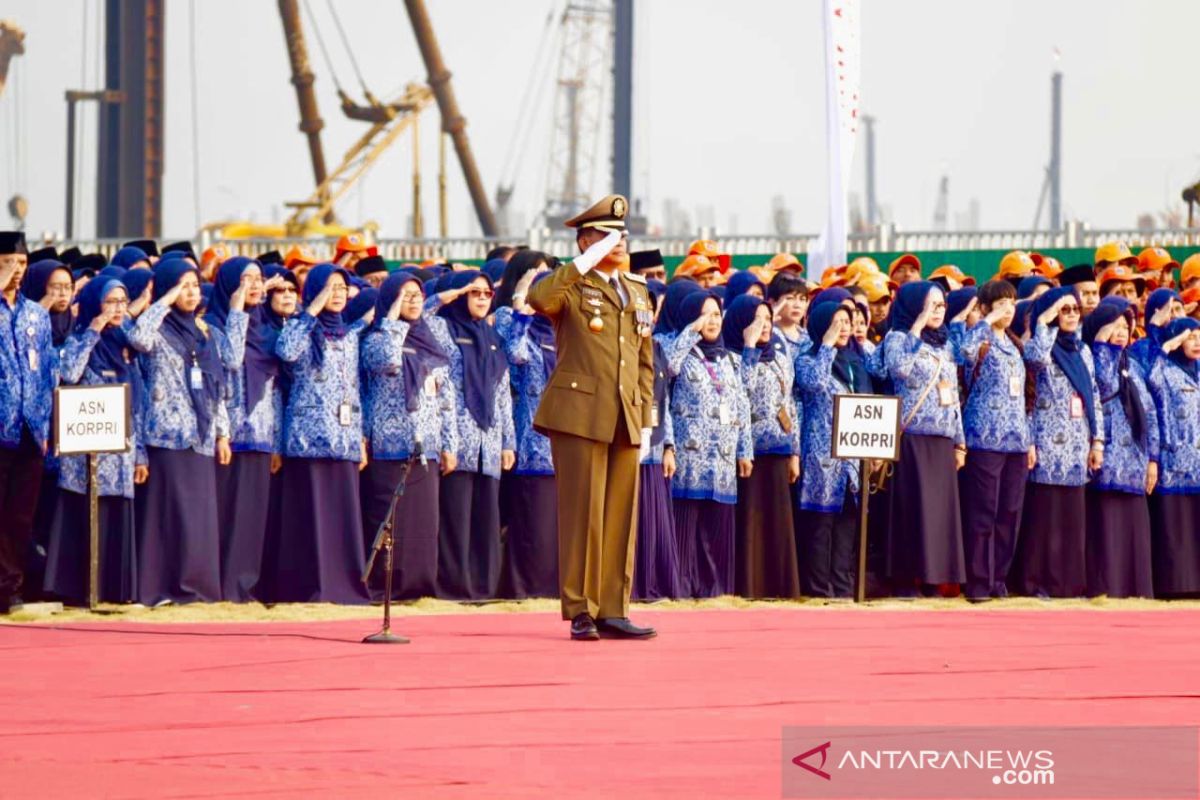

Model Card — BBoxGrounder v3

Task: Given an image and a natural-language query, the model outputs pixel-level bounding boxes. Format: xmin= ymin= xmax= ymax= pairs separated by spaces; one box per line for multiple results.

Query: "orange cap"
xmin=1137 ymin=246 xmax=1180 ymax=274
xmin=201 ymin=243 xmax=232 ymax=266
xmin=887 ymin=253 xmax=921 ymax=277
xmin=767 ymin=252 xmax=803 ymax=273
xmin=848 ymin=256 xmax=881 ymax=274
xmin=842 ymin=259 xmax=882 ymax=287
xmin=748 ymin=265 xmax=774 ymax=284
xmin=1029 ymin=253 xmax=1063 ymax=279
xmin=858 ymin=273 xmax=896 ymax=303
xmin=283 ymin=245 xmax=320 ymax=268
xmin=1181 ymin=254 xmax=1200 ymax=286
xmin=1094 ymin=240 xmax=1137 ymax=267
xmin=1180 ymin=286 xmax=1200 ymax=311
xmin=674 ymin=254 xmax=718 ymax=279
xmin=1098 ymin=264 xmax=1146 ymax=293
xmin=998 ymin=250 xmax=1036 ymax=278
xmin=929 ymin=264 xmax=976 ymax=286
xmin=335 ymin=233 xmax=370 ymax=255
xmin=687 ymin=239 xmax=723 ymax=260
xmin=820 ymin=265 xmax=848 ymax=287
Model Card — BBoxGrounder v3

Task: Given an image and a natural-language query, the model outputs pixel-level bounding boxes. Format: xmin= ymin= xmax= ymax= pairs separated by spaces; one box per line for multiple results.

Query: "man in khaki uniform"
xmin=525 ymin=194 xmax=657 ymax=640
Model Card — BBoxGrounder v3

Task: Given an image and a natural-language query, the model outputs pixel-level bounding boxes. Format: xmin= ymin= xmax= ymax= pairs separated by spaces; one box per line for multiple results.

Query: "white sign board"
xmin=55 ymin=384 xmax=131 ymax=455
xmin=831 ymin=394 xmax=901 ymax=461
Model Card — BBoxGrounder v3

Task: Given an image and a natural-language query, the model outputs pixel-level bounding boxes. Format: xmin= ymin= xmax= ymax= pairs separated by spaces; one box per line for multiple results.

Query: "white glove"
xmin=572 ymin=229 xmax=622 ymax=274
xmin=638 ymin=427 xmax=652 ymax=461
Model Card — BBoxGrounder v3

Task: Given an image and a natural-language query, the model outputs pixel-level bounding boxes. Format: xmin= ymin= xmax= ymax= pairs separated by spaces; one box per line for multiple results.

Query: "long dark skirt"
xmin=633 ymin=463 xmax=680 ymax=600
xmin=886 ymin=434 xmax=965 ymax=589
xmin=43 ymin=491 xmax=137 ymax=605
xmin=136 ymin=447 xmax=221 ymax=606
xmin=959 ymin=449 xmax=1028 ymax=599
xmin=736 ymin=455 xmax=800 ymax=599
xmin=674 ymin=497 xmax=735 ymax=598
xmin=1086 ymin=489 xmax=1152 ymax=598
xmin=216 ymin=451 xmax=272 ymax=602
xmin=497 ymin=474 xmax=558 ymax=599
xmin=360 ymin=458 xmax=439 ymax=600
xmin=259 ymin=458 xmax=368 ymax=604
xmin=254 ymin=464 xmax=285 ymax=600
xmin=801 ymin=494 xmax=859 ymax=599
xmin=438 ymin=471 xmax=500 ymax=600
xmin=1149 ymin=493 xmax=1200 ymax=597
xmin=26 ymin=468 xmax=59 ymax=600
xmin=1015 ymin=482 xmax=1086 ymax=598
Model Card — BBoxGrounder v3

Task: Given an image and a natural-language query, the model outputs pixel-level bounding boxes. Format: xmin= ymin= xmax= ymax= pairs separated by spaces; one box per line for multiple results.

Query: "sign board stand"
xmin=54 ymin=384 xmax=131 ymax=611
xmin=830 ymin=394 xmax=901 ymax=603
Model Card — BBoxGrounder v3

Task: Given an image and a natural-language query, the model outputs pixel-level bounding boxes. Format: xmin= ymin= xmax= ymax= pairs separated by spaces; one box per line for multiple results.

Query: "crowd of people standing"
xmin=0 ymin=227 xmax=1197 ymax=612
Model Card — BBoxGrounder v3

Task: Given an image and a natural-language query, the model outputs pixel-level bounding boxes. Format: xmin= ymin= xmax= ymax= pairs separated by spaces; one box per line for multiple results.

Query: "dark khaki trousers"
xmin=548 ymin=425 xmax=640 ymax=620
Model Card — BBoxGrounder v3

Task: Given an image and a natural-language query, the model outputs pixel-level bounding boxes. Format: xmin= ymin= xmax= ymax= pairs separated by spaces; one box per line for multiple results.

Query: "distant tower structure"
xmin=543 ymin=0 xmax=613 ymax=227
xmin=862 ymin=114 xmax=878 ymax=227
xmin=933 ymin=174 xmax=949 ymax=231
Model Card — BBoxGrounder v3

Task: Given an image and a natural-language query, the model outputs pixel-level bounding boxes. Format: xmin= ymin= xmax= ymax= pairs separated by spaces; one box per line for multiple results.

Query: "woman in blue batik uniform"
xmin=1016 ymin=286 xmax=1104 ymax=598
xmin=206 ymin=256 xmax=286 ymax=602
xmin=668 ymin=291 xmax=753 ymax=597
xmin=128 ymin=258 xmax=228 ymax=606
xmin=263 ymin=263 xmax=369 ymax=604
xmin=881 ymin=281 xmax=967 ymax=596
xmin=496 ymin=265 xmax=561 ymax=599
xmin=427 ymin=271 xmax=516 ymax=600
xmin=1082 ymin=297 xmax=1157 ymax=598
xmin=955 ymin=279 xmax=1032 ymax=601
xmin=633 ymin=279 xmax=681 ymax=601
xmin=360 ymin=271 xmax=457 ymax=600
xmin=1146 ymin=317 xmax=1200 ymax=598
xmin=43 ymin=277 xmax=143 ymax=604
xmin=797 ymin=298 xmax=873 ymax=598
xmin=1128 ymin=288 xmax=1183 ymax=374
xmin=726 ymin=294 xmax=800 ymax=599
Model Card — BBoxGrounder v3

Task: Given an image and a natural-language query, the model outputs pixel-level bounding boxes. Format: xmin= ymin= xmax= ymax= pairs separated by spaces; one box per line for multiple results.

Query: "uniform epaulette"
xmin=624 ymin=272 xmax=646 ymax=284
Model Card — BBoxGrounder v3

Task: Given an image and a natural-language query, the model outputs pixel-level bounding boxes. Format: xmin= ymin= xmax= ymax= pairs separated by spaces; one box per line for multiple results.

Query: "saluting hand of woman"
xmin=742 ymin=315 xmax=767 ymax=348
xmin=1162 ymin=330 xmax=1191 ymax=354
xmin=1150 ymin=303 xmax=1174 ymax=329
xmin=160 ymin=280 xmax=184 ymax=308
xmin=1093 ymin=319 xmax=1120 ymax=343
xmin=128 ymin=281 xmax=153 ymax=317
xmin=984 ymin=301 xmax=1011 ymax=328
xmin=89 ymin=310 xmax=109 ymax=334
xmin=229 ymin=274 xmax=251 ymax=313
xmin=1037 ymin=296 xmax=1068 ymax=327
xmin=951 ymin=297 xmax=978 ymax=325
xmin=307 ymin=279 xmax=334 ymax=317
xmin=823 ymin=315 xmax=845 ymax=348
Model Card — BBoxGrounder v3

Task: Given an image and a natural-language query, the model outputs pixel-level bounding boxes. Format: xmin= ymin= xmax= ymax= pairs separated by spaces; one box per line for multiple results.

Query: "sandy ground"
xmin=6 ymin=593 xmax=1200 ymax=625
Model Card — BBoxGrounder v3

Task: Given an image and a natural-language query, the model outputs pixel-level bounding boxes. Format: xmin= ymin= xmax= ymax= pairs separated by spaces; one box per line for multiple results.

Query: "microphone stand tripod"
xmin=361 ymin=456 xmax=419 ymax=644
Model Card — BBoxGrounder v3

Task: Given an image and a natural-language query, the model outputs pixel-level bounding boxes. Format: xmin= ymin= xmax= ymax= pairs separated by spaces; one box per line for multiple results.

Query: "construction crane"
xmin=932 ymin=173 xmax=949 ymax=231
xmin=0 ymin=20 xmax=25 ymax=97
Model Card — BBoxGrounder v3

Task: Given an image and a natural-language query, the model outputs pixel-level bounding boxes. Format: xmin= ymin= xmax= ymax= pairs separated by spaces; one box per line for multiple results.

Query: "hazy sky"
xmin=1 ymin=0 xmax=1199 ymax=241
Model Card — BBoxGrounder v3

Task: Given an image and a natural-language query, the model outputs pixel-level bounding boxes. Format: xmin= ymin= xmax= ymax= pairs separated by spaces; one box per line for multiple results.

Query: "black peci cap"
xmin=629 ymin=249 xmax=664 ymax=273
xmin=122 ymin=239 xmax=159 ymax=258
xmin=28 ymin=246 xmax=59 ymax=264
xmin=0 ymin=231 xmax=27 ymax=255
xmin=258 ymin=250 xmax=284 ymax=266
xmin=1058 ymin=264 xmax=1099 ymax=287
xmin=355 ymin=255 xmax=388 ymax=276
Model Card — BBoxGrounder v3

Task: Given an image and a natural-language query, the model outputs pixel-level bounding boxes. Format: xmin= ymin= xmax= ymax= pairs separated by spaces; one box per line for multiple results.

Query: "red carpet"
xmin=1 ymin=608 xmax=1198 ymax=798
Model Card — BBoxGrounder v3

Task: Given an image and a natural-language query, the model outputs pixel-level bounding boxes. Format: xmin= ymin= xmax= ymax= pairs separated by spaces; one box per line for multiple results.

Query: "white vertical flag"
xmin=807 ymin=0 xmax=861 ymax=282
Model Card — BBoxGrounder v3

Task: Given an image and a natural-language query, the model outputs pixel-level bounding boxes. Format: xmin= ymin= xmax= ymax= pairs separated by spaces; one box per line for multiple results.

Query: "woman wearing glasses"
xmin=205 ymin=257 xmax=287 ymax=602
xmin=881 ymin=281 xmax=967 ymax=597
xmin=360 ymin=271 xmax=457 ymax=600
xmin=127 ymin=258 xmax=228 ymax=606
xmin=43 ymin=277 xmax=143 ymax=604
xmin=425 ymin=270 xmax=516 ymax=600
xmin=1016 ymin=286 xmax=1103 ymax=598
xmin=1082 ymin=297 xmax=1157 ymax=598
xmin=1147 ymin=317 xmax=1200 ymax=598
xmin=262 ymin=264 xmax=369 ymax=604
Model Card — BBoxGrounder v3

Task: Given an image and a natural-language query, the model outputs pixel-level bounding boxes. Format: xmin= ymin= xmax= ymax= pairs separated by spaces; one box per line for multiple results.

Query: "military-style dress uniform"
xmin=527 ymin=194 xmax=657 ymax=639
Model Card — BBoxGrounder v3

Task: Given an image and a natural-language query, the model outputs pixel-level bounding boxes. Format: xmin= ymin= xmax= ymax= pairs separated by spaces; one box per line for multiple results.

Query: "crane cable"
xmin=325 ymin=0 xmax=371 ymax=99
xmin=301 ymin=0 xmax=347 ymax=96
xmin=498 ymin=1 xmax=562 ymax=186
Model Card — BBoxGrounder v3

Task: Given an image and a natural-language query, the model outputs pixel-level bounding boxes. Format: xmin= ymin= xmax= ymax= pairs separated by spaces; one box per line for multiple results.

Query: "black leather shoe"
xmin=570 ymin=613 xmax=599 ymax=641
xmin=596 ymin=617 xmax=656 ymax=639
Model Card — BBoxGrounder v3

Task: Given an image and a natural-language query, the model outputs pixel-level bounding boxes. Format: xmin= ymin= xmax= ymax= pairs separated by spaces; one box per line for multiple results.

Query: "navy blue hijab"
xmin=438 ymin=271 xmax=508 ymax=429
xmin=207 ymin=257 xmax=281 ymax=413
xmin=74 ymin=278 xmax=143 ymax=407
xmin=1032 ymin=285 xmax=1097 ymax=436
xmin=1142 ymin=288 xmax=1180 ymax=347
xmin=1165 ymin=317 xmax=1200 ymax=380
xmin=21 ymin=259 xmax=74 ymax=345
xmin=677 ymin=291 xmax=724 ymax=361
xmin=1017 ymin=276 xmax=1052 ymax=300
xmin=889 ymin=281 xmax=948 ymax=346
xmin=807 ymin=299 xmax=871 ymax=392
xmin=153 ymin=259 xmax=223 ymax=436
xmin=122 ymin=269 xmax=154 ymax=308
xmin=302 ymin=263 xmax=354 ymax=368
xmin=722 ymin=294 xmax=778 ymax=362
xmin=654 ymin=280 xmax=705 ymax=335
xmin=1083 ymin=296 xmax=1146 ymax=444
xmin=343 ymin=287 xmax=379 ymax=326
xmin=946 ymin=287 xmax=977 ymax=323
xmin=372 ymin=272 xmax=449 ymax=412
xmin=110 ymin=246 xmax=149 ymax=270
xmin=723 ymin=271 xmax=765 ymax=306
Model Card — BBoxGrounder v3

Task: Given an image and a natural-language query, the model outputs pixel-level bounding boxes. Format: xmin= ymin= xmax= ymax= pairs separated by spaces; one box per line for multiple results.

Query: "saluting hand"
xmin=262 ymin=275 xmax=286 ymax=293
xmin=1162 ymin=330 xmax=1190 ymax=354
xmin=742 ymin=315 xmax=767 ymax=348
xmin=1037 ymin=296 xmax=1068 ymax=327
xmin=984 ymin=300 xmax=1011 ymax=328
xmin=822 ymin=315 xmax=845 ymax=348
xmin=160 ymin=280 xmax=184 ymax=308
xmin=307 ymin=279 xmax=334 ymax=316
xmin=129 ymin=281 xmax=153 ymax=317
xmin=1093 ymin=319 xmax=1119 ymax=344
xmin=951 ymin=297 xmax=978 ymax=325
xmin=1150 ymin=303 xmax=1174 ymax=329
xmin=386 ymin=291 xmax=405 ymax=321
xmin=88 ymin=310 xmax=109 ymax=334
xmin=229 ymin=274 xmax=251 ymax=313
xmin=910 ymin=297 xmax=932 ymax=335
xmin=573 ymin=228 xmax=623 ymax=272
